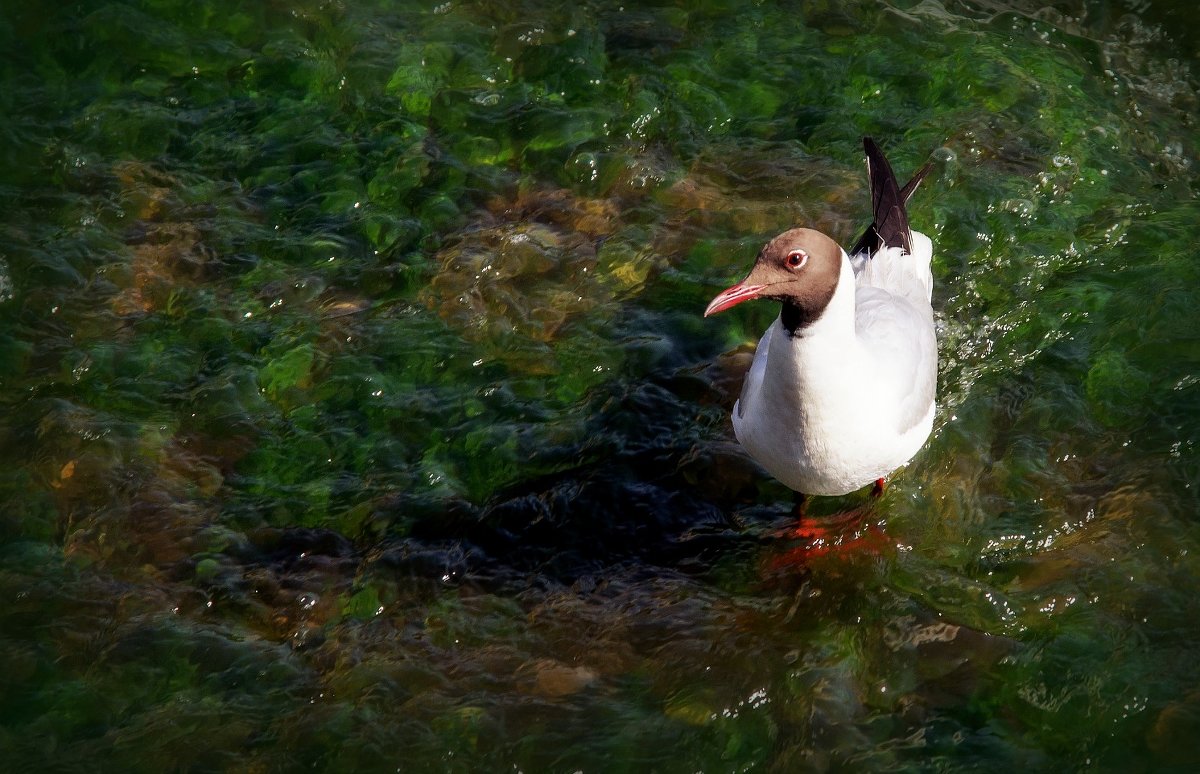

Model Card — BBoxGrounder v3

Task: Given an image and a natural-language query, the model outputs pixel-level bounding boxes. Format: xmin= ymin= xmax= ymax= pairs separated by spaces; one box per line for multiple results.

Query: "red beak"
xmin=704 ymin=282 xmax=765 ymax=317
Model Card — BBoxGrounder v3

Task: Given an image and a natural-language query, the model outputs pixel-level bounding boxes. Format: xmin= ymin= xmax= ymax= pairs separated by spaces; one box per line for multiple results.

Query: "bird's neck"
xmin=780 ymin=255 xmax=856 ymax=339
xmin=780 ymin=300 xmax=820 ymax=334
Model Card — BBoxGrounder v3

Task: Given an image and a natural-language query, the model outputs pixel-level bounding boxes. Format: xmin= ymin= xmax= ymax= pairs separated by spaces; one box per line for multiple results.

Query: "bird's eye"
xmin=786 ymin=250 xmax=808 ymax=269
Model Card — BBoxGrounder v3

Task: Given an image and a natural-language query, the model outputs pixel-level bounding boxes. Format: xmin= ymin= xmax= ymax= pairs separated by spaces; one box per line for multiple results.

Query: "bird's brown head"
xmin=704 ymin=228 xmax=843 ymax=331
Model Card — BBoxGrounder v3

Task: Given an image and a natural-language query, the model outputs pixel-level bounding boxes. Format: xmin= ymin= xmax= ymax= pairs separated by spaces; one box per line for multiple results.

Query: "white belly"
xmin=730 ymin=312 xmax=936 ymax=496
xmin=734 ymin=392 xmax=934 ymax=495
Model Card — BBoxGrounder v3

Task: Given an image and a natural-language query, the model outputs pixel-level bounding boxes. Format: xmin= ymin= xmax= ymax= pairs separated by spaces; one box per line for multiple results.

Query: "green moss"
xmin=1085 ymin=349 xmax=1151 ymax=427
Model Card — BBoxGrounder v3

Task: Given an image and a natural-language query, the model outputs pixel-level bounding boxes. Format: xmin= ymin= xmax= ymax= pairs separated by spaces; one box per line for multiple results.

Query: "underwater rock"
xmin=676 ymin=440 xmax=764 ymax=504
xmin=108 ymin=162 xmax=217 ymax=316
xmin=1147 ymin=689 xmax=1200 ymax=765
xmin=517 ymin=658 xmax=598 ymax=698
xmin=706 ymin=344 xmax=757 ymax=408
xmin=487 ymin=186 xmax=620 ymax=239
xmin=424 ymin=221 xmax=605 ymax=343
xmin=661 ymin=144 xmax=852 ymax=238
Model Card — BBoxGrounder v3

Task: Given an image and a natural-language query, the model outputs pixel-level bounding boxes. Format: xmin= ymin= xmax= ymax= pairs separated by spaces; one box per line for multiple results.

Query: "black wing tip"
xmin=862 ymin=136 xmax=910 ymax=254
xmin=854 ymin=136 xmax=934 ymax=257
xmin=864 ymin=137 xmax=933 ymax=202
xmin=900 ymin=161 xmax=933 ymax=201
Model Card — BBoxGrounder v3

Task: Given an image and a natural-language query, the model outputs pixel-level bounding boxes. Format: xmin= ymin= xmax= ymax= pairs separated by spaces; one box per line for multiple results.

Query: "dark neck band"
xmin=780 ymin=300 xmax=818 ymax=336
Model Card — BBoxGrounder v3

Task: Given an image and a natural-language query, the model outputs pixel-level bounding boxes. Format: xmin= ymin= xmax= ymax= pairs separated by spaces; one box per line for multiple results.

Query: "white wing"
xmin=733 ymin=326 xmax=772 ymax=422
xmin=853 ymin=230 xmax=937 ymax=435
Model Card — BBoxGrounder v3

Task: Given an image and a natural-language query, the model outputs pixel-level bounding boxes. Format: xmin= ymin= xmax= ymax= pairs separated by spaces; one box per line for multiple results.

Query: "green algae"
xmin=1 ymin=0 xmax=1200 ymax=770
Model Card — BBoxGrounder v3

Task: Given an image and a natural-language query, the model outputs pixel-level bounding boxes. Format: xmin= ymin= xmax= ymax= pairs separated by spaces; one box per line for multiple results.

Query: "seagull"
xmin=704 ymin=137 xmax=936 ymax=497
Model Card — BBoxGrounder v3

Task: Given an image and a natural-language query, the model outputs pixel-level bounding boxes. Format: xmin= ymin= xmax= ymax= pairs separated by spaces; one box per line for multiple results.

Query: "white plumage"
xmin=705 ymin=138 xmax=937 ymax=496
xmin=732 ymin=232 xmax=937 ymax=495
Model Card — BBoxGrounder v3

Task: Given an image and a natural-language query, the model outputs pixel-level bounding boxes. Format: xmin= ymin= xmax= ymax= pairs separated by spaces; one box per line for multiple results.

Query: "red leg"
xmin=790 ymin=490 xmax=808 ymax=519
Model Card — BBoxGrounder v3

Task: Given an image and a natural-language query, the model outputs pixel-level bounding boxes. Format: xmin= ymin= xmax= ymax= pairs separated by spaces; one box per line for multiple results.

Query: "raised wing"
xmin=848 ymin=137 xmax=933 ymax=258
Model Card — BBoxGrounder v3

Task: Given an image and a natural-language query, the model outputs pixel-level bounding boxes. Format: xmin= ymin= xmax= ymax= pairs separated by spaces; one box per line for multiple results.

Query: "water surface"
xmin=2 ymin=0 xmax=1199 ymax=770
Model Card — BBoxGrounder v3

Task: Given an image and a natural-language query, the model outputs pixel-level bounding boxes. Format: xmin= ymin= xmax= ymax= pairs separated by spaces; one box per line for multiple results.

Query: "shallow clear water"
xmin=2 ymin=0 xmax=1199 ymax=769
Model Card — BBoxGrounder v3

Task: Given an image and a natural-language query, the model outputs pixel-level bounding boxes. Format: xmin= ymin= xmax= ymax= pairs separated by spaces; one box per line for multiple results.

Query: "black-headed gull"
xmin=705 ymin=138 xmax=936 ymax=497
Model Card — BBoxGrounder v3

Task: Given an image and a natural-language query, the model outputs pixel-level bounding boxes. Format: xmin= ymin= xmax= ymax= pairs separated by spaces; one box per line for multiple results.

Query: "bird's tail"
xmin=848 ymin=137 xmax=932 ymax=258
